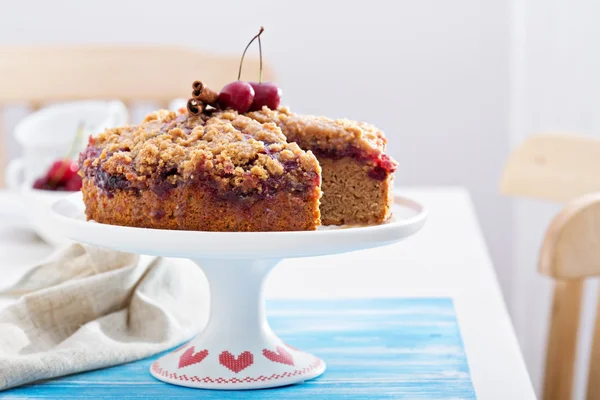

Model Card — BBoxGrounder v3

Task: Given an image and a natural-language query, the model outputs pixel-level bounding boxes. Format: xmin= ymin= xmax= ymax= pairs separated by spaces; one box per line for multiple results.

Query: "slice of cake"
xmin=79 ymin=109 xmax=322 ymax=231
xmin=246 ymin=107 xmax=397 ymax=225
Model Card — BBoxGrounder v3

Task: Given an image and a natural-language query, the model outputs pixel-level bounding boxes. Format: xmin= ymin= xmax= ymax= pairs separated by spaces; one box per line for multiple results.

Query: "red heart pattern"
xmin=178 ymin=346 xmax=209 ymax=369
xmin=263 ymin=346 xmax=295 ymax=366
xmin=219 ymin=351 xmax=254 ymax=373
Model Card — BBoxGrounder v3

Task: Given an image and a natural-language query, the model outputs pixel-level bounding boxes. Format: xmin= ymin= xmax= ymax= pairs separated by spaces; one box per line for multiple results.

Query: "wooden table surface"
xmin=0 ymin=187 xmax=536 ymax=399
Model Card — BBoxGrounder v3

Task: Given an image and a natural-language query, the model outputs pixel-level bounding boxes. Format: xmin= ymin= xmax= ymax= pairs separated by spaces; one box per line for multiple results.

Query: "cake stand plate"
xmin=50 ymin=193 xmax=427 ymax=390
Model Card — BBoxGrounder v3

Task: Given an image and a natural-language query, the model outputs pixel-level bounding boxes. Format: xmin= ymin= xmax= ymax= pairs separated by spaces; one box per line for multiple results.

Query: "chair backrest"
xmin=0 ymin=45 xmax=275 ymax=186
xmin=501 ymin=133 xmax=600 ymax=400
xmin=501 ymin=133 xmax=600 ymax=202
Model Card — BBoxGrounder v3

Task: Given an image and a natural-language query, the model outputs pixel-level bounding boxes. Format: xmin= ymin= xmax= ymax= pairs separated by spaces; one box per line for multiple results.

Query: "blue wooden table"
xmin=2 ymin=298 xmax=475 ymax=399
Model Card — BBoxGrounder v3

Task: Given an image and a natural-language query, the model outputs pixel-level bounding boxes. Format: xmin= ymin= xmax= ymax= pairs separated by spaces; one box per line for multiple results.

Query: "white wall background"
xmin=9 ymin=0 xmax=600 ymax=397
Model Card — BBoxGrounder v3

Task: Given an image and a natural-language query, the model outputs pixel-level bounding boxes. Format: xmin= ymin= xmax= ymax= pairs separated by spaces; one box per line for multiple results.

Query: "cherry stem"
xmin=237 ymin=26 xmax=264 ymax=81
xmin=258 ymin=35 xmax=263 ymax=83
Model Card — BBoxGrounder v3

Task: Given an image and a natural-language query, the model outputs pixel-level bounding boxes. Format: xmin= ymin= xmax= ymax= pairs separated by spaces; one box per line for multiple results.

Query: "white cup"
xmin=5 ymin=100 xmax=128 ymax=189
xmin=20 ymin=182 xmax=73 ymax=247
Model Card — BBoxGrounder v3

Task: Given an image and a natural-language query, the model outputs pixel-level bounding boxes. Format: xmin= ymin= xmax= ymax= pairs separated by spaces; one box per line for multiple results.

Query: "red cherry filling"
xmin=249 ymin=82 xmax=281 ymax=111
xmin=217 ymin=81 xmax=255 ymax=113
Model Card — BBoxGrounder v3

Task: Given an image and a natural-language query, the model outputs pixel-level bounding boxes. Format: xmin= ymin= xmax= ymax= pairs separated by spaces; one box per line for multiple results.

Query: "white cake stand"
xmin=50 ymin=193 xmax=427 ymax=390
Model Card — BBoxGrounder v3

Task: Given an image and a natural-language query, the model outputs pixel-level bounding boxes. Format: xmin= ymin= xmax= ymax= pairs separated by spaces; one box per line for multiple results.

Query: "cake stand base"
xmin=149 ymin=258 xmax=325 ymax=390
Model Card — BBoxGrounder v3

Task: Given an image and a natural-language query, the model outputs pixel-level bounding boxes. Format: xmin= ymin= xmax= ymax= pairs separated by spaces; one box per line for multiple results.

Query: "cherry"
xmin=33 ymin=170 xmax=81 ymax=192
xmin=248 ymin=28 xmax=282 ymax=111
xmin=217 ymin=28 xmax=263 ymax=113
xmin=217 ymin=81 xmax=255 ymax=113
xmin=33 ymin=176 xmax=50 ymax=190
xmin=249 ymin=82 xmax=281 ymax=111
xmin=47 ymin=159 xmax=78 ymax=185
xmin=33 ymin=159 xmax=80 ymax=191
xmin=64 ymin=175 xmax=83 ymax=191
xmin=33 ymin=125 xmax=85 ymax=191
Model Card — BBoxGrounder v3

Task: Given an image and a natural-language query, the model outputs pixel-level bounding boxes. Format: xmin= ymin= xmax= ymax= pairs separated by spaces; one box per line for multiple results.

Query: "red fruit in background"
xmin=33 ymin=177 xmax=51 ymax=190
xmin=64 ymin=175 xmax=83 ymax=191
xmin=33 ymin=124 xmax=85 ymax=191
xmin=249 ymin=82 xmax=282 ymax=111
xmin=33 ymin=159 xmax=81 ymax=191
xmin=217 ymin=81 xmax=255 ymax=113
xmin=47 ymin=160 xmax=78 ymax=184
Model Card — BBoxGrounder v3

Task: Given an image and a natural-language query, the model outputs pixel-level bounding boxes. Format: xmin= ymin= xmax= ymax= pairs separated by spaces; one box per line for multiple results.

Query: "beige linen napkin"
xmin=0 ymin=243 xmax=209 ymax=391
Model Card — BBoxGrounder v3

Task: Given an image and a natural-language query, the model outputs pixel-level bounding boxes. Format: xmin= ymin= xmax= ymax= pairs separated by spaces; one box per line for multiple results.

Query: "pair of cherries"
xmin=33 ymin=124 xmax=85 ymax=192
xmin=33 ymin=159 xmax=82 ymax=191
xmin=216 ymin=27 xmax=282 ymax=114
xmin=218 ymin=81 xmax=281 ymax=113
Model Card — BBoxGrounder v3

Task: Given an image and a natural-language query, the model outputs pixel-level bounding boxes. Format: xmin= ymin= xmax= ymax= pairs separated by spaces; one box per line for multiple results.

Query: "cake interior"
xmin=318 ymin=156 xmax=394 ymax=225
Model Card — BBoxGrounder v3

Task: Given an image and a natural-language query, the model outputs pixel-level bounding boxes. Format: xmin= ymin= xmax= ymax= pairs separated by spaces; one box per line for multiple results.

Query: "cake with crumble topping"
xmin=246 ymin=107 xmax=397 ymax=225
xmin=79 ymin=29 xmax=398 ymax=231
xmin=79 ymin=109 xmax=322 ymax=231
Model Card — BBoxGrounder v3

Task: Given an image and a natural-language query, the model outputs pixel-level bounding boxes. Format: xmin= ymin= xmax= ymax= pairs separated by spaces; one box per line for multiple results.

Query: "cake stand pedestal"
xmin=50 ymin=193 xmax=427 ymax=390
xmin=151 ymin=258 xmax=322 ymax=389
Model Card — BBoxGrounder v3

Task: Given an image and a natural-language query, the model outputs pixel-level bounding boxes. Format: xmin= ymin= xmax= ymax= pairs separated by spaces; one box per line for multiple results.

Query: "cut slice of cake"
xmin=246 ymin=107 xmax=397 ymax=225
xmin=79 ymin=109 xmax=322 ymax=231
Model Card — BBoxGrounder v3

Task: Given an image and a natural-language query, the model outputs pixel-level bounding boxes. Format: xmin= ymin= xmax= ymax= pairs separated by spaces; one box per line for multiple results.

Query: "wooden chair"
xmin=501 ymin=133 xmax=600 ymax=400
xmin=0 ymin=45 xmax=275 ymax=186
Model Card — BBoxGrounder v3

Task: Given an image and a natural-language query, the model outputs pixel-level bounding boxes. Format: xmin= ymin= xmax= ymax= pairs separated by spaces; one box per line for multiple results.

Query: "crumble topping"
xmin=80 ymin=109 xmax=320 ymax=196
xmin=246 ymin=106 xmax=388 ymax=158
